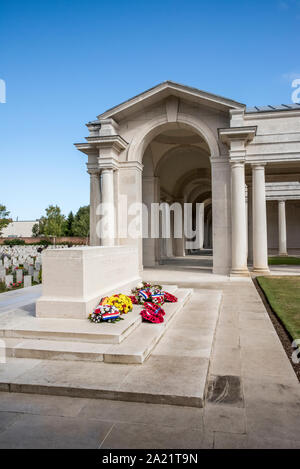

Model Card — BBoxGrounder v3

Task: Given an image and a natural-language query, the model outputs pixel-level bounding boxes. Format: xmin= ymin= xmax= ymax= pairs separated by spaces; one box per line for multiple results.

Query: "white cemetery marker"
xmin=28 ymin=265 xmax=34 ymax=275
xmin=5 ymin=275 xmax=13 ymax=288
xmin=23 ymin=275 xmax=32 ymax=288
xmin=0 ymin=267 xmax=5 ymax=281
xmin=0 ymin=339 xmax=6 ymax=364
xmin=16 ymin=269 xmax=23 ymax=283
xmin=33 ymin=270 xmax=39 ymax=283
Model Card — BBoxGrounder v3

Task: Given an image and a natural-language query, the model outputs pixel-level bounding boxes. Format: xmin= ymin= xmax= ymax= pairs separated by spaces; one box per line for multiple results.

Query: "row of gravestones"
xmin=0 ymin=245 xmax=83 ymax=290
xmin=0 ymin=245 xmax=43 ymax=289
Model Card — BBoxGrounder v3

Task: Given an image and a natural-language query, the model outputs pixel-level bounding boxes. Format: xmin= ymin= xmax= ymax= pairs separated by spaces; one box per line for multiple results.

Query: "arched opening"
xmin=141 ymin=124 xmax=212 ymax=270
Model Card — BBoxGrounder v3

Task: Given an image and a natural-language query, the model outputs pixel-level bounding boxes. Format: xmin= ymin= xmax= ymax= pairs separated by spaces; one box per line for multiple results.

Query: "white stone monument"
xmin=36 ymin=246 xmax=141 ymax=319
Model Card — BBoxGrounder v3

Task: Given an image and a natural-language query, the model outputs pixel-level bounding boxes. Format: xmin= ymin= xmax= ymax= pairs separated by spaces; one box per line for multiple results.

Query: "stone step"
xmin=4 ymin=288 xmax=192 ymax=364
xmin=104 ymin=288 xmax=192 ymax=364
xmin=0 ymin=285 xmax=178 ymax=345
xmin=0 ymin=289 xmax=222 ymax=408
xmin=0 ymin=308 xmax=142 ymax=344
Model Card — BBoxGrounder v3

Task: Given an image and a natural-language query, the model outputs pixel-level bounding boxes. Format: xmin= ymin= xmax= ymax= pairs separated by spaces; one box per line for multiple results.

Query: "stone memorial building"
xmin=75 ymin=81 xmax=300 ymax=277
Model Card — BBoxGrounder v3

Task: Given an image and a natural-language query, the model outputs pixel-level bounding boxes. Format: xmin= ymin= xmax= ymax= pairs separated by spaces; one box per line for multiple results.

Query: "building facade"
xmin=76 ymin=81 xmax=300 ymax=276
xmin=1 ymin=220 xmax=37 ymax=238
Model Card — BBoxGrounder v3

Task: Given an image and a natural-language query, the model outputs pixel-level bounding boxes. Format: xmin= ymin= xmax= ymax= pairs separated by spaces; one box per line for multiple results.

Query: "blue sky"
xmin=0 ymin=0 xmax=299 ymax=220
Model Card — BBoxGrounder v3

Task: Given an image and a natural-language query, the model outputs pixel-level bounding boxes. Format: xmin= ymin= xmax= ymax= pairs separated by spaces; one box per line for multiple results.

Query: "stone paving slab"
xmin=0 ymin=413 xmax=113 ymax=449
xmin=100 ymin=422 xmax=213 ymax=449
xmin=0 ymin=285 xmax=42 ymax=315
xmin=1 ymin=267 xmax=300 ymax=448
xmin=0 ymin=391 xmax=88 ymax=417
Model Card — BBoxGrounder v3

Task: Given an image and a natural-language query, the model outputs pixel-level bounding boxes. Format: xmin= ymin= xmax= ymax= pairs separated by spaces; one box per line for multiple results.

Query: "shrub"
xmin=3 ymin=239 xmax=25 ymax=246
xmin=38 ymin=239 xmax=51 ymax=246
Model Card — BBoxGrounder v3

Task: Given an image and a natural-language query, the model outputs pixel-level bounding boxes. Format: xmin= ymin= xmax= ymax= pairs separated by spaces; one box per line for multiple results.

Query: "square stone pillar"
xmin=142 ymin=176 xmax=160 ymax=266
xmin=211 ymin=158 xmax=232 ymax=275
xmin=118 ymin=161 xmax=143 ymax=271
xmin=87 ymin=167 xmax=101 ymax=246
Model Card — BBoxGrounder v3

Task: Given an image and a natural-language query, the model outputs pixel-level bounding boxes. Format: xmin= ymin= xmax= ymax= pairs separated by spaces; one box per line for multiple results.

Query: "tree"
xmin=64 ymin=211 xmax=74 ymax=236
xmin=0 ymin=204 xmax=11 ymax=235
xmin=32 ymin=223 xmax=40 ymax=237
xmin=72 ymin=205 xmax=90 ymax=237
xmin=39 ymin=205 xmax=66 ymax=237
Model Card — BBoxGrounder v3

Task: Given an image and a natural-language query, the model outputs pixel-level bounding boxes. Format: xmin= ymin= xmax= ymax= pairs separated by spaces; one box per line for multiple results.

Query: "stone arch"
xmin=127 ymin=113 xmax=220 ymax=164
xmin=154 ymin=144 xmax=210 ymax=178
xmin=174 ymin=169 xmax=211 ymax=200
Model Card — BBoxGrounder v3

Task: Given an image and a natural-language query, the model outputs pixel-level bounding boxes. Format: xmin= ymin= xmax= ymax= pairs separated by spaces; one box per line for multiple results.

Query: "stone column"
xmin=142 ymin=176 xmax=159 ymax=266
xmin=207 ymin=211 xmax=213 ymax=249
xmin=174 ymin=200 xmax=185 ymax=256
xmin=101 ymin=168 xmax=115 ymax=246
xmin=247 ymin=184 xmax=253 ymax=263
xmin=252 ymin=164 xmax=269 ymax=273
xmin=204 ymin=211 xmax=209 ymax=249
xmin=88 ymin=168 xmax=101 ymax=246
xmin=165 ymin=205 xmax=174 ymax=258
xmin=230 ymin=161 xmax=249 ymax=276
xmin=198 ymin=203 xmax=205 ymax=249
xmin=278 ymin=200 xmax=288 ymax=256
xmin=245 ymin=185 xmax=248 ymax=256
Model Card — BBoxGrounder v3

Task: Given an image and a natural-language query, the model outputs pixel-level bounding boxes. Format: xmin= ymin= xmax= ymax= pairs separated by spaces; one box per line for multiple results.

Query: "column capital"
xmin=98 ymin=157 xmax=119 ymax=171
xmin=119 ymin=161 xmax=144 ymax=172
xmin=230 ymin=160 xmax=245 ymax=168
xmin=251 ymin=162 xmax=266 ymax=169
xmin=219 ymin=127 xmax=257 ymax=163
xmin=86 ymin=164 xmax=100 ymax=176
xmin=219 ymin=126 xmax=257 ymax=146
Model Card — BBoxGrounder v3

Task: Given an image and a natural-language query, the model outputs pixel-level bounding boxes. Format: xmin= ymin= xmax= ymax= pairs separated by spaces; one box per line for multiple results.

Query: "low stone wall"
xmin=0 ymin=236 xmax=88 ymax=245
xmin=36 ymin=246 xmax=141 ymax=319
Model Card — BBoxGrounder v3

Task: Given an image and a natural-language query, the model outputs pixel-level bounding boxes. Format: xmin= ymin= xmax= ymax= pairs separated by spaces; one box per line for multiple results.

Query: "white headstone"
xmin=16 ymin=269 xmax=23 ymax=283
xmin=5 ymin=275 xmax=13 ymax=288
xmin=0 ymin=267 xmax=5 ymax=281
xmin=33 ymin=270 xmax=39 ymax=283
xmin=23 ymin=275 xmax=32 ymax=288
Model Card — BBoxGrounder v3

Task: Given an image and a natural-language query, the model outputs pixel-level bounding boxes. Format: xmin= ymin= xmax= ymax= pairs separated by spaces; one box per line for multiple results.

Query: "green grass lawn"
xmin=257 ymin=276 xmax=300 ymax=340
xmin=268 ymin=256 xmax=300 ymax=265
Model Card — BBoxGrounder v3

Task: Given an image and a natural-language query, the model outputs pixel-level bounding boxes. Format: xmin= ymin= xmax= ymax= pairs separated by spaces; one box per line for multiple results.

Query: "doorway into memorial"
xmin=141 ymin=125 xmax=212 ymax=270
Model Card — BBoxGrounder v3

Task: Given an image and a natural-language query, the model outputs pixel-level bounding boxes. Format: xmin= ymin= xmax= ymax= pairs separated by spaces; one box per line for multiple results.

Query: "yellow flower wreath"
xmin=102 ymin=294 xmax=133 ymax=314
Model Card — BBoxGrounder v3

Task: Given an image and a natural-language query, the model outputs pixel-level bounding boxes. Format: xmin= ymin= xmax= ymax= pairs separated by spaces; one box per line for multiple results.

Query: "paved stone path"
xmin=0 ymin=285 xmax=41 ymax=315
xmin=0 ymin=269 xmax=299 ymax=449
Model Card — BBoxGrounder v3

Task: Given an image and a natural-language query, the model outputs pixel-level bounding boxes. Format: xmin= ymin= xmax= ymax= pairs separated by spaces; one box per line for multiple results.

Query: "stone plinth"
xmin=36 ymin=246 xmax=141 ymax=319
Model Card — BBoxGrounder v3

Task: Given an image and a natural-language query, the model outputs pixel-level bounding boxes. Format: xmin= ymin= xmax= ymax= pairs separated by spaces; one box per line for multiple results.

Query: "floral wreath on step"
xmin=88 ymin=282 xmax=178 ymax=325
xmin=129 ymin=281 xmax=178 ymax=306
xmin=88 ymin=294 xmax=133 ymax=323
xmin=129 ymin=281 xmax=178 ymax=324
xmin=101 ymin=294 xmax=133 ymax=314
